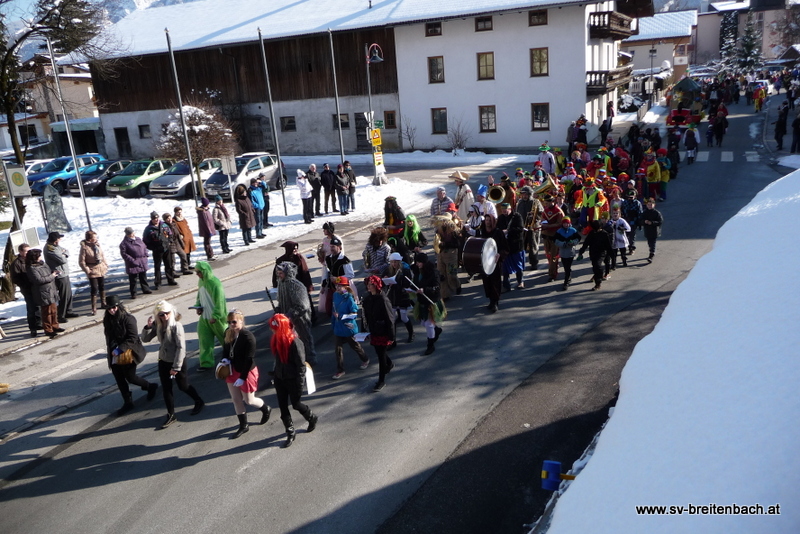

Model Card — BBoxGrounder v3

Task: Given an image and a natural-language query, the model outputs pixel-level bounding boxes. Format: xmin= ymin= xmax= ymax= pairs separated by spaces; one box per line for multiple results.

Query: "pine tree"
xmin=718 ymin=12 xmax=738 ymax=75
xmin=737 ymin=11 xmax=763 ymax=72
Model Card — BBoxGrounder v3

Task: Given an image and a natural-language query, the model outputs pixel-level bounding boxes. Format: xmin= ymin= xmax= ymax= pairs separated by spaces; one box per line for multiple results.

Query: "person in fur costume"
xmin=276 ymin=261 xmax=317 ymax=366
xmin=193 ymin=261 xmax=227 ymax=370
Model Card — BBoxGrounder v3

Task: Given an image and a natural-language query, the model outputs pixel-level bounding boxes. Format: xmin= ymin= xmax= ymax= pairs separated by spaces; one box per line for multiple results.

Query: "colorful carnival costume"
xmin=194 ymin=261 xmax=228 ymax=369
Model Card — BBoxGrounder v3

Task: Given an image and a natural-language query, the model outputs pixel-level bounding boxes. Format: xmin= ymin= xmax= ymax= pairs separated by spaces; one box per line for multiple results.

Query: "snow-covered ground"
xmin=777 ymin=154 xmax=800 ymax=169
xmin=542 ymin=168 xmax=800 ymax=533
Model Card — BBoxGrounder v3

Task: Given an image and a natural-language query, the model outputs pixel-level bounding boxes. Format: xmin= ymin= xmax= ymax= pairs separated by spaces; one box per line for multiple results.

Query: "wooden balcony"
xmin=586 ymin=66 xmax=634 ymax=96
xmin=588 ymin=11 xmax=635 ymax=40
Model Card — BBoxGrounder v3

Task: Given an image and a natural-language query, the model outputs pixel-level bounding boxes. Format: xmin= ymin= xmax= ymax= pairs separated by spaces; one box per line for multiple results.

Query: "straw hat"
xmin=449 ymin=170 xmax=470 ymax=181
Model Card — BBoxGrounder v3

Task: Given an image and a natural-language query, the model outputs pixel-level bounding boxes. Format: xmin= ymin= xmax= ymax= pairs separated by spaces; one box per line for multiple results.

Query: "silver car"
xmin=149 ymin=158 xmax=222 ymax=199
xmin=204 ymin=153 xmax=285 ymax=201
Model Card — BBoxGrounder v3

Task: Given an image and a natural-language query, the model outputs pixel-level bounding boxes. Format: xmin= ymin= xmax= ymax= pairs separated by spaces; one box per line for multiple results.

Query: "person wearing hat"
xmin=275 ymin=261 xmax=317 ymax=366
xmin=320 ymin=163 xmax=338 ymax=214
xmin=247 ymin=177 xmax=266 ymax=239
xmin=103 ymin=294 xmax=157 ymax=415
xmin=331 ymin=276 xmax=369 ymax=379
xmin=641 ymin=197 xmax=663 ymax=263
xmin=382 ymin=251 xmax=415 ymax=344
xmin=499 ymin=203 xmax=525 ymax=290
xmin=172 ymin=205 xmax=197 ymax=272
xmin=383 ymin=196 xmax=406 ymax=240
xmin=141 ymin=299 xmax=205 ymax=428
xmin=434 ymin=218 xmax=461 ymax=300
xmin=682 ymin=123 xmax=699 ymax=165
xmin=644 ymin=150 xmax=662 ymax=202
xmin=120 ymin=227 xmax=153 ymax=299
xmin=554 ymin=147 xmax=566 ymax=175
xmin=474 ymin=184 xmax=497 ymax=219
xmin=142 ymin=211 xmax=178 ymax=288
xmin=574 ymin=177 xmax=607 ymax=234
xmin=540 ymin=194 xmax=565 ymax=283
xmin=233 ymin=183 xmax=256 ymax=245
xmin=451 ymin=171 xmax=474 ymax=221
xmin=343 ymin=160 xmax=357 ymax=212
xmin=605 ymin=209 xmax=631 ymax=272
xmin=537 ymin=144 xmax=556 ymax=175
xmin=272 ymin=241 xmax=313 ymax=294
xmin=464 ymin=202 xmax=484 ymax=238
xmin=515 ymin=186 xmax=542 ymax=270
xmin=318 ymin=222 xmax=340 ymax=278
xmin=163 ymin=212 xmax=190 ymax=275
xmin=334 ymin=164 xmax=350 ymax=215
xmin=268 ymin=313 xmax=317 ymax=448
xmin=193 ymin=261 xmax=228 ymax=371
xmin=212 ymin=195 xmax=232 ymax=254
xmin=499 ymin=174 xmax=517 ymax=210
xmin=411 ymin=252 xmax=445 ymax=355
xmin=196 ymin=197 xmax=218 ymax=259
xmin=554 ymin=217 xmax=581 ymax=290
xmin=78 ymin=230 xmax=108 ymax=316
xmin=430 ymin=186 xmax=454 ymax=217
xmin=26 ymin=248 xmax=62 ymax=338
xmin=480 ymin=214 xmax=509 ymax=313
xmin=362 ymin=275 xmax=396 ymax=391
xmin=11 ymin=244 xmax=41 ymax=337
xmin=296 ymin=169 xmax=314 ymax=224
xmin=323 ymin=236 xmax=353 ymax=314
xmin=44 ymin=231 xmax=77 ymax=322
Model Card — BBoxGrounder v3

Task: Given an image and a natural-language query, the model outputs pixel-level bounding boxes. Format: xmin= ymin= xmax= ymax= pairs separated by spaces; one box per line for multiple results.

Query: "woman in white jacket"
xmin=605 ymin=209 xmax=631 ymax=272
xmin=297 ymin=169 xmax=314 ymax=224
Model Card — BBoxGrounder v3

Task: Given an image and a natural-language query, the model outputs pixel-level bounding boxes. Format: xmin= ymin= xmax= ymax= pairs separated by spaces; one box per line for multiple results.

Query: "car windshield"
xmin=165 ymin=162 xmax=191 ymax=175
xmin=118 ymin=162 xmax=150 ymax=176
xmin=206 ymin=172 xmax=231 ymax=185
xmin=40 ymin=159 xmax=69 ymax=172
xmin=80 ymin=162 xmax=107 ymax=176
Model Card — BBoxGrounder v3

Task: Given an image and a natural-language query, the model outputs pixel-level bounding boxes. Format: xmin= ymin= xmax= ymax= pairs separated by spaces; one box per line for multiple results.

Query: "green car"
xmin=106 ymin=159 xmax=173 ymax=198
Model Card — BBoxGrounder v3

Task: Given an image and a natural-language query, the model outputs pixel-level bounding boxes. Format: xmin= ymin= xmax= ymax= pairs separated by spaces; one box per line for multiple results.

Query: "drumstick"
xmin=403 ymin=275 xmax=436 ymax=306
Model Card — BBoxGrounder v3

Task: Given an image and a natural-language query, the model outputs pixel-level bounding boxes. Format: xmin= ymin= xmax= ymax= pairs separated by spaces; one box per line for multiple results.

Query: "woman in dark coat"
xmin=26 ymin=248 xmax=61 ymax=338
xmin=220 ymin=309 xmax=271 ymax=439
xmin=103 ymin=295 xmax=158 ymax=415
xmin=363 ymin=275 xmax=396 ymax=391
xmin=195 ymin=197 xmax=217 ymax=260
xmin=269 ymin=313 xmax=318 ymax=448
xmin=334 ymin=164 xmax=349 ymax=215
xmin=234 ymin=184 xmax=256 ymax=245
xmin=411 ymin=252 xmax=446 ymax=355
xmin=119 ymin=227 xmax=152 ymax=299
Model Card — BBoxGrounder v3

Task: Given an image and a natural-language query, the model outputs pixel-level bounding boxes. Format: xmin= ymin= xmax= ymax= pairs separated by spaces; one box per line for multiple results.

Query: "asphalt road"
xmin=0 ymin=102 xmax=782 ymax=534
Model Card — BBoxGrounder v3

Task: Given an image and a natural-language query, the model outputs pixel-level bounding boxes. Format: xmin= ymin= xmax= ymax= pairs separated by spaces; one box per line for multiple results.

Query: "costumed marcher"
xmin=11 ymin=244 xmax=41 ymax=337
xmin=577 ymin=220 xmax=613 ymax=291
xmin=540 ymin=194 xmax=565 ymax=282
xmin=683 ymin=123 xmax=699 ymax=165
xmin=515 ymin=185 xmax=542 ymax=271
xmin=142 ymin=211 xmax=177 ymax=288
xmin=499 ymin=201 xmax=525 ymax=290
xmin=621 ymin=190 xmax=643 ymax=255
xmin=323 ymin=236 xmax=355 ymax=314
xmin=275 ymin=261 xmax=317 ymax=367
xmin=382 ymin=252 xmax=415 ymax=345
xmin=362 ymin=227 xmax=392 ymax=277
xmin=605 ymin=209 xmax=631 ymax=272
xmin=401 ymin=214 xmax=427 ymax=255
xmin=268 ymin=313 xmax=317 ymax=448
xmin=464 ymin=203 xmax=484 ymax=237
xmin=641 ymin=198 xmax=664 ymax=263
xmin=452 ymin=171 xmax=474 ymax=221
xmin=474 ymin=184 xmax=498 ymax=219
xmin=435 ymin=219 xmax=461 ymax=299
xmin=537 ymin=144 xmax=556 ymax=175
xmin=330 ymin=276 xmax=369 ymax=379
xmin=383 ymin=196 xmax=406 ymax=242
xmin=193 ymin=261 xmax=227 ymax=371
xmin=212 ymin=195 xmax=232 ymax=254
xmin=120 ymin=227 xmax=153 ymax=299
xmin=103 ymin=294 xmax=157 ymax=415
xmin=430 ymin=186 xmax=455 ymax=216
xmin=554 ymin=217 xmax=581 ymax=290
xmin=220 ymin=309 xmax=273 ymax=439
xmin=44 ymin=231 xmax=76 ymax=322
xmin=499 ymin=174 xmax=517 ymax=210
xmin=643 ymin=151 xmax=662 ymax=204
xmin=78 ymin=230 xmax=108 ymax=316
xmin=362 ymin=275 xmax=396 ymax=392
xmin=141 ymin=300 xmax=205 ymax=428
xmin=574 ymin=178 xmax=607 ymax=233
xmin=26 ymin=248 xmax=61 ymax=338
xmin=411 ymin=252 xmax=446 ymax=355
xmin=172 ymin=206 xmax=197 ymax=271
xmin=481 ymin=214 xmax=510 ymax=312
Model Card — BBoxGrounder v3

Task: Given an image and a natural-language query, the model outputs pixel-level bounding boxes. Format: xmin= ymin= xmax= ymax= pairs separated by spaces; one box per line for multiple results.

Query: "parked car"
xmin=67 ymin=159 xmax=132 ymax=197
xmin=204 ymin=153 xmax=285 ymax=201
xmin=25 ymin=159 xmax=53 ymax=175
xmin=149 ymin=158 xmax=222 ymax=199
xmin=105 ymin=159 xmax=173 ymax=198
xmin=28 ymin=154 xmax=106 ymax=195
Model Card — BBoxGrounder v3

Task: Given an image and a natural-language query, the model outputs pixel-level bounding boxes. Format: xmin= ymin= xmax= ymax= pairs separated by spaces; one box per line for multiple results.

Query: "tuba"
xmin=487 ymin=185 xmax=506 ymax=204
xmin=526 ymin=176 xmax=558 ymax=230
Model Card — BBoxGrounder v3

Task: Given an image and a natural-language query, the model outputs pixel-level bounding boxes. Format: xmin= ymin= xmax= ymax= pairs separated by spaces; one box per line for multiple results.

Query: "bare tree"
xmin=400 ymin=114 xmax=417 ymax=151
xmin=774 ymin=7 xmax=800 ymax=49
xmin=156 ymin=99 xmax=240 ymax=199
xmin=446 ymin=116 xmax=472 ymax=153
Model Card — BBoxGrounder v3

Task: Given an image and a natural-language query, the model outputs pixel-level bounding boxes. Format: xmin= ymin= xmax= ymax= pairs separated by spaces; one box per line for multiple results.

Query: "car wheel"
xmin=52 ymin=181 xmax=66 ymax=195
xmin=276 ymin=174 xmax=286 ymax=190
xmin=138 ymin=184 xmax=149 ymax=197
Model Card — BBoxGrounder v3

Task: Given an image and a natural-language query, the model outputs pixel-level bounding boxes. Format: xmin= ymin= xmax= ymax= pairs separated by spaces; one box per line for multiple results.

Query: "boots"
xmin=232 ymin=414 xmax=249 ymax=439
xmin=405 ymin=321 xmax=415 ymax=343
xmin=259 ymin=404 xmax=272 ymax=425
xmin=434 ymin=326 xmax=442 ymax=342
xmin=117 ymin=393 xmax=134 ymax=416
xmin=424 ymin=338 xmax=436 ymax=356
xmin=100 ymin=290 xmax=107 ymax=309
xmin=306 ymin=411 xmax=318 ymax=432
xmin=91 ymin=295 xmax=97 ymax=316
xmin=282 ymin=421 xmax=296 ymax=448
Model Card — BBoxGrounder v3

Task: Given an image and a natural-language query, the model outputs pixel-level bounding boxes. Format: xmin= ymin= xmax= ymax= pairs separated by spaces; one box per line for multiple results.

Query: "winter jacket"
xmin=249 ymin=185 xmax=265 ymax=210
xmin=196 ymin=206 xmax=217 ymax=238
xmin=362 ymin=292 xmax=396 ymax=341
xmin=44 ymin=242 xmax=69 ymax=279
xmin=141 ymin=321 xmax=186 ymax=371
xmin=10 ymin=256 xmax=31 ymax=293
xmin=605 ymin=217 xmax=631 ymax=249
xmin=222 ymin=328 xmax=257 ymax=383
xmin=174 ymin=217 xmax=197 ymax=253
xmin=143 ymin=221 xmax=171 ymax=252
xmin=307 ymin=170 xmax=322 ymax=192
xmin=272 ymin=338 xmax=306 ymax=383
xmin=335 ymin=172 xmax=349 ymax=194
xmin=275 ymin=262 xmax=313 ymax=323
xmin=212 ymin=204 xmax=232 ymax=230
xmin=641 ymin=207 xmax=663 ymax=240
xmin=385 ymin=263 xmax=413 ymax=308
xmin=79 ymin=240 xmax=108 ymax=279
xmin=578 ymin=229 xmax=613 ymax=259
xmin=27 ymin=261 xmax=58 ymax=306
xmin=297 ymin=175 xmax=313 ymax=199
xmin=234 ymin=191 xmax=256 ymax=229
xmin=103 ymin=309 xmax=146 ymax=367
xmin=430 ymin=195 xmax=455 ymax=216
xmin=621 ymin=198 xmax=643 ymax=228
xmin=320 ymin=169 xmax=337 ymax=192
xmin=119 ymin=236 xmax=149 ymax=274
xmin=344 ymin=168 xmax=356 ymax=193
xmin=332 ymin=291 xmax=359 ymax=337
xmin=554 ymin=226 xmax=581 ymax=258
xmin=166 ymin=221 xmax=184 ymax=253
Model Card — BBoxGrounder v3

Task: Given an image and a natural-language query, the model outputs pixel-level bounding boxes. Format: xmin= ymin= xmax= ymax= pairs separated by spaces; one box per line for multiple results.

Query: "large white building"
xmin=91 ymin=0 xmax=652 ymax=157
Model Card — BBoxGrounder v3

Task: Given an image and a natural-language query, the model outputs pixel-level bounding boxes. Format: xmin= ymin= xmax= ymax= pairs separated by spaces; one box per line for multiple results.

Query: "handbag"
xmin=116 ymin=349 xmax=134 ymax=365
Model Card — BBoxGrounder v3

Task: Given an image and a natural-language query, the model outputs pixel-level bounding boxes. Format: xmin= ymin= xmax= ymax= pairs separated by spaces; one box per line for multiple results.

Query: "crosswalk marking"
xmin=721 ymin=151 xmax=734 ymax=162
xmin=696 ymin=151 xmax=710 ymax=162
xmin=745 ymin=151 xmax=760 ymax=162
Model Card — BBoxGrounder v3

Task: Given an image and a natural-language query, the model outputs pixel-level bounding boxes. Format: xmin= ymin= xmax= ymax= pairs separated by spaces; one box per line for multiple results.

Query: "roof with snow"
xmin=709 ymin=0 xmax=750 ymax=11
xmin=102 ymin=0 xmax=588 ymax=57
xmin=623 ymin=10 xmax=697 ymax=43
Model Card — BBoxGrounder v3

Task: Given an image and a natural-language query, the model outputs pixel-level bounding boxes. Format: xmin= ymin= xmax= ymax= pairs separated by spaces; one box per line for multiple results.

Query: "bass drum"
xmin=462 ymin=237 xmax=498 ymax=276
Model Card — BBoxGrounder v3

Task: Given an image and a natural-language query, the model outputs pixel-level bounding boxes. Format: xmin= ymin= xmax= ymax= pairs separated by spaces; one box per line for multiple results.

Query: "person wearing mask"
xmin=141 ymin=299 xmax=205 ymax=428
xmin=194 ymin=261 xmax=228 ymax=371
xmin=268 ymin=313 xmax=318 ymax=448
xmin=343 ymin=160 xmax=357 ymax=212
xmin=320 ymin=162 xmax=338 ymax=214
xmin=196 ymin=197 xmax=218 ymax=259
xmin=219 ymin=309 xmax=272 ymax=439
xmin=335 ymin=164 xmax=349 ymax=215
xmin=120 ymin=227 xmax=153 ymax=299
xmin=79 ymin=230 xmax=108 ymax=315
xmin=172 ymin=206 xmax=196 ymax=273
xmin=297 ymin=169 xmax=314 ymax=224
xmin=11 ymin=244 xmax=41 ymax=337
xmin=44 ymin=232 xmax=77 ymax=322
xmin=307 ymin=163 xmax=323 ymax=217
xmin=103 ymin=295 xmax=157 ymax=415
xmin=248 ymin=177 xmax=266 ymax=239
xmin=275 ymin=261 xmax=317 ymax=366
xmin=362 ymin=275 xmax=396 ymax=391
xmin=212 ymin=195 xmax=232 ymax=254
xmin=142 ymin=211 xmax=177 ymax=288
xmin=234 ymin=184 xmax=256 ymax=245
xmin=330 ymin=276 xmax=369 ymax=379
xmin=26 ymin=248 xmax=62 ymax=338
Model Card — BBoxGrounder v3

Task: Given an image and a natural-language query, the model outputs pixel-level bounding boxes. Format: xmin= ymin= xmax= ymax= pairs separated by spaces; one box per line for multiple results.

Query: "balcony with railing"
xmin=586 ymin=65 xmax=634 ymax=96
xmin=588 ymin=11 xmax=635 ymax=40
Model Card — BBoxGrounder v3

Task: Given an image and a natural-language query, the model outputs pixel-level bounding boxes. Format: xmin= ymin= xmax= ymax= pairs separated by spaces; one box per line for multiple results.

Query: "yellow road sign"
xmin=371 ymin=128 xmax=382 ymax=146
xmin=374 ymin=152 xmax=384 ymax=166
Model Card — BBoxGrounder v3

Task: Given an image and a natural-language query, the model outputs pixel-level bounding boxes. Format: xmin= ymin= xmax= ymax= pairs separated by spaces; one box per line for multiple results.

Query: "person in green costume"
xmin=194 ymin=261 xmax=227 ymax=370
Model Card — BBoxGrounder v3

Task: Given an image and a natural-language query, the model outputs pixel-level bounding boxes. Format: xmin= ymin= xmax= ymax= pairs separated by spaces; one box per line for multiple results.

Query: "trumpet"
xmin=487 ymin=185 xmax=505 ymax=204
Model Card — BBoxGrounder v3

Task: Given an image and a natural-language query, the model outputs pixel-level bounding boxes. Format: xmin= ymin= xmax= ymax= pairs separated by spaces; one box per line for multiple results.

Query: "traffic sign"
xmin=374 ymin=120 xmax=384 ymax=129
xmin=374 ymin=152 xmax=384 ymax=166
xmin=371 ymin=128 xmax=382 ymax=146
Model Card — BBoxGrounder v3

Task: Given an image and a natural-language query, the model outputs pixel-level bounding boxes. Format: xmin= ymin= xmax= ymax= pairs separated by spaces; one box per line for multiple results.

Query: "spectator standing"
xmin=78 ymin=230 xmax=108 ymax=316
xmin=297 ymin=169 xmax=314 ymax=224
xmin=120 ymin=227 xmax=153 ymax=299
xmin=26 ymin=248 xmax=62 ymax=338
xmin=11 ymin=244 xmax=41 ymax=337
xmin=44 ymin=231 xmax=77 ymax=322
xmin=164 ymin=212 xmax=192 ymax=275
xmin=320 ymin=163 xmax=338 ymax=214
xmin=248 ymin=177 xmax=266 ymax=239
xmin=256 ymin=172 xmax=273 ymax=228
xmin=212 ymin=195 xmax=232 ymax=254
xmin=142 ymin=211 xmax=177 ymax=288
xmin=196 ymin=197 xmax=217 ymax=260
xmin=344 ymin=160 xmax=357 ymax=212
xmin=172 ymin=206 xmax=196 ymax=272
xmin=335 ymin=164 xmax=349 ymax=215
xmin=234 ymin=184 xmax=256 ymax=245
xmin=307 ymin=164 xmax=323 ymax=217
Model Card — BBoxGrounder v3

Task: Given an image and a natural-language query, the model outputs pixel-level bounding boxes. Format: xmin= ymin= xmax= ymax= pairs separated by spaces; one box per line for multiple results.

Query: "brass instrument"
xmin=487 ymin=185 xmax=505 ymax=204
xmin=525 ymin=176 xmax=558 ymax=230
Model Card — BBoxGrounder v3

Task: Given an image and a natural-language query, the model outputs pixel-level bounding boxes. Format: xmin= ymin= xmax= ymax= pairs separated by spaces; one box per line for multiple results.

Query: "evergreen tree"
xmin=737 ymin=11 xmax=763 ymax=72
xmin=719 ymin=12 xmax=738 ymax=75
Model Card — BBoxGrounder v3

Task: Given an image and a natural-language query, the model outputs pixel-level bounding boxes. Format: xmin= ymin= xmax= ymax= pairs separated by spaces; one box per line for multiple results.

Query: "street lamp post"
xmin=365 ymin=43 xmax=384 ymax=185
xmin=649 ymin=46 xmax=658 ymax=108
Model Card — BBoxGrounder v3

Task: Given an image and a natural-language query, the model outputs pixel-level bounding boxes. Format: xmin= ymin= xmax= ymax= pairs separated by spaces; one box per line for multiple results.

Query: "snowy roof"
xmin=102 ymin=0 xmax=587 ymax=57
xmin=709 ymin=0 xmax=750 ymax=11
xmin=49 ymin=117 xmax=102 ymax=132
xmin=624 ymin=10 xmax=697 ymax=43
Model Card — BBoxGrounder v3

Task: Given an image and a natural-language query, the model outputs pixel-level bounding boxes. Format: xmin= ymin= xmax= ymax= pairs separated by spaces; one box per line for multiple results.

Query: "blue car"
xmin=28 ymin=153 xmax=106 ymax=195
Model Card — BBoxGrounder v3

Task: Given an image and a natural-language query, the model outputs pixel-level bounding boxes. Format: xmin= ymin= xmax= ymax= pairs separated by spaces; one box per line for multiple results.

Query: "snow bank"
xmin=777 ymin=155 xmax=800 ymax=169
